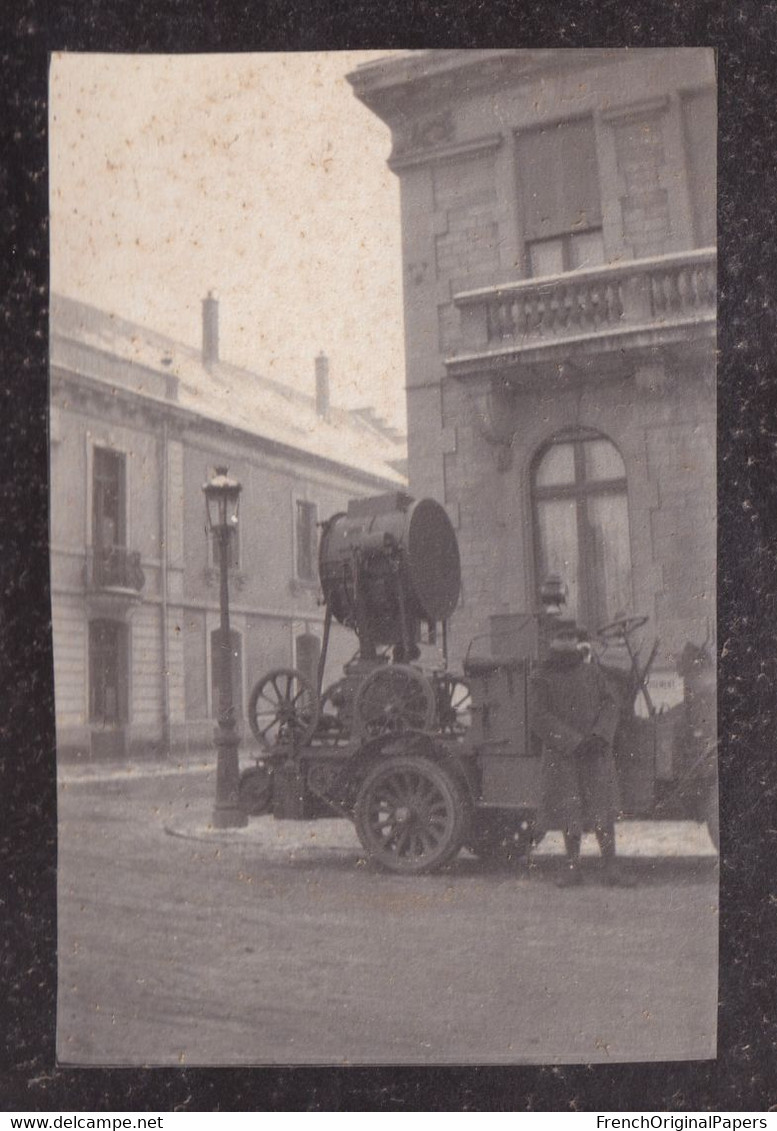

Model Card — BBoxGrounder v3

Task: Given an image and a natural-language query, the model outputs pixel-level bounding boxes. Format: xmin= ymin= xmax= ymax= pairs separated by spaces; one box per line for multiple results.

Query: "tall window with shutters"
xmin=517 ymin=117 xmax=605 ymax=277
xmin=93 ymin=447 xmax=126 ymax=586
xmin=532 ymin=432 xmax=633 ymax=631
xmin=89 ymin=618 xmax=128 ymax=724
xmin=295 ymin=632 xmax=321 ymax=691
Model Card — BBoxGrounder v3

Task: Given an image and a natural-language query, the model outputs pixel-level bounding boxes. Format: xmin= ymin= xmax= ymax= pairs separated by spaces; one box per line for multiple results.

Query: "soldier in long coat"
xmin=530 ymin=622 xmax=633 ymax=886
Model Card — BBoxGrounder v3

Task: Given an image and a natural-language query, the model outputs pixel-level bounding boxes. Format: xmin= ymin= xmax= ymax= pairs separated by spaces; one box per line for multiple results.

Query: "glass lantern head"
xmin=203 ymin=466 xmax=241 ymax=532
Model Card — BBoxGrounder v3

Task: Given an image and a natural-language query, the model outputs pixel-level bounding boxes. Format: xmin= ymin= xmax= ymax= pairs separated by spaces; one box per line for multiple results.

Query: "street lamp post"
xmin=203 ymin=466 xmax=248 ymax=829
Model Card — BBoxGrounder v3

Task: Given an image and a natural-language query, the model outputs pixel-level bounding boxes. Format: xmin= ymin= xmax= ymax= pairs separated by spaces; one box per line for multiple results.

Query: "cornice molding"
xmin=50 ymin=367 xmax=401 ymax=493
xmin=51 ymin=333 xmax=179 ymax=404
xmin=349 ymin=49 xmax=691 ymax=128
xmin=600 ymin=95 xmax=671 ymax=124
xmin=389 ymin=132 xmax=504 ymax=172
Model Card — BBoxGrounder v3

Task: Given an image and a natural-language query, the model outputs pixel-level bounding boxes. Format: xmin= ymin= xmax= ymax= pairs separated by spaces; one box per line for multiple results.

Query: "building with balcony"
xmin=349 ymin=49 xmax=716 ymax=680
xmin=50 ymin=293 xmax=406 ymax=760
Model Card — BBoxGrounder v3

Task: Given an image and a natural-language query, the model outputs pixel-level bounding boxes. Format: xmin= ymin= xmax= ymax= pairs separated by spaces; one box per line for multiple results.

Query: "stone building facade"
xmin=350 ymin=49 xmax=716 ymax=680
xmin=50 ymin=294 xmax=406 ymax=760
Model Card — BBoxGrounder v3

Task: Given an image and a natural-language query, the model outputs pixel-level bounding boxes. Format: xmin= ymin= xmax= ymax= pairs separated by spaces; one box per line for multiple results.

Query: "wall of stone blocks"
xmin=440 ymin=365 xmax=715 ymax=673
xmin=406 ymin=384 xmax=446 ymax=501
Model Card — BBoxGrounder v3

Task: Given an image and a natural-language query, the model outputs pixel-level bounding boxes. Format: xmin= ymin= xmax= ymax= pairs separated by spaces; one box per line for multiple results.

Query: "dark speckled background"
xmin=2 ymin=0 xmax=777 ymax=1113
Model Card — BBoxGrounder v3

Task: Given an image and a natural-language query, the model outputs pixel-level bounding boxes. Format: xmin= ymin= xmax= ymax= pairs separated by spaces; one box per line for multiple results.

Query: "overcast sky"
xmin=49 ymin=51 xmax=407 ymax=430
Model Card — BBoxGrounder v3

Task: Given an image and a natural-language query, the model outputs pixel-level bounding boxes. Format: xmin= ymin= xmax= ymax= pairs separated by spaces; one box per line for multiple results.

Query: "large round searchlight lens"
xmin=405 ymin=497 xmax=461 ymax=623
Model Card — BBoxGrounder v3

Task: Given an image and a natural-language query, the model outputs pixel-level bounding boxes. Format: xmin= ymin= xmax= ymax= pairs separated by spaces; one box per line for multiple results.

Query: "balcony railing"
xmin=450 ymin=248 xmax=716 ymax=368
xmin=86 ymin=546 xmax=145 ymax=592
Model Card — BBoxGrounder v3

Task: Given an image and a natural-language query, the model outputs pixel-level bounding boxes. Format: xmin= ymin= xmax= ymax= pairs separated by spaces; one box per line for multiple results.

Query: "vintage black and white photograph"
xmin=50 ymin=48 xmax=718 ymax=1066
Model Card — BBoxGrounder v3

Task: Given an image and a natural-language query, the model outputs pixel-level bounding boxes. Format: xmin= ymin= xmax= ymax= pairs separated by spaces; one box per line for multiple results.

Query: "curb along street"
xmin=58 ymin=757 xmax=718 ymax=864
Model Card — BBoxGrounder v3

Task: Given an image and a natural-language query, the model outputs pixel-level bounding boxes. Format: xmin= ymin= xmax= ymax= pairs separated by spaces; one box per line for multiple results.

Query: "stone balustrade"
xmin=451 ymin=248 xmax=716 ymax=364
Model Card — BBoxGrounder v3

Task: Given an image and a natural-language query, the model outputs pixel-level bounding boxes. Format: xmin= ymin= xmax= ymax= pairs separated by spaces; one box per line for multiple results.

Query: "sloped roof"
xmin=50 ymin=294 xmax=407 ymax=486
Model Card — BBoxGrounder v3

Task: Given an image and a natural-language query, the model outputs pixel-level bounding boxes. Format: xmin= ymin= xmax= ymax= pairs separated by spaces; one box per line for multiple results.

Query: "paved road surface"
xmin=57 ymin=771 xmax=718 ymax=1066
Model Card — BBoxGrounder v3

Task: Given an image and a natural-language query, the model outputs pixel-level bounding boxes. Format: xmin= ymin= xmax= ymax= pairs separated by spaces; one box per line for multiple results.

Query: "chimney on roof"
xmin=315 ymin=351 xmax=330 ymax=419
xmin=202 ymin=291 xmax=219 ymax=368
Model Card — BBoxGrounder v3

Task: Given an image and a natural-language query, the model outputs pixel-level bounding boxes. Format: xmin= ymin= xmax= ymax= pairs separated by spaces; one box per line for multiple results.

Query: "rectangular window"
xmin=89 ymin=619 xmax=127 ymax=724
xmin=295 ymin=632 xmax=321 ymax=691
xmin=528 ymin=237 xmax=566 ymax=278
xmin=296 ymin=500 xmax=318 ymax=582
xmin=527 ymin=230 xmax=605 ymax=277
xmin=517 ymin=117 xmax=604 ymax=277
xmin=93 ymin=447 xmax=125 ymax=549
xmin=92 ymin=448 xmax=127 ymax=587
xmin=569 ymin=229 xmax=606 ymax=270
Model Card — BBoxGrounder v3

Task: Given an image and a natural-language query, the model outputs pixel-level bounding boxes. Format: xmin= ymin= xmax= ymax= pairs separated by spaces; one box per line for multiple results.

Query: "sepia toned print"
xmin=52 ymin=49 xmax=717 ymax=1066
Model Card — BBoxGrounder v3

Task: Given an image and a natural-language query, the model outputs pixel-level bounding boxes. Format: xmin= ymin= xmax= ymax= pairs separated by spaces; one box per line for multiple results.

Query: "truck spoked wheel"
xmin=247 ymin=668 xmax=319 ymax=751
xmin=354 ymin=754 xmax=468 ymax=874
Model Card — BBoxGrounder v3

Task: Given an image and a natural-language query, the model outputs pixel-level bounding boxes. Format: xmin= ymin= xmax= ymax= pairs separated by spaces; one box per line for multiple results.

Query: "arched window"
xmin=532 ymin=431 xmax=633 ymax=629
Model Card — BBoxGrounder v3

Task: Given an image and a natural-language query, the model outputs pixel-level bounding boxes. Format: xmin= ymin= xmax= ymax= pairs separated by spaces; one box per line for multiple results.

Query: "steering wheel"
xmin=596 ymin=614 xmax=649 ymax=641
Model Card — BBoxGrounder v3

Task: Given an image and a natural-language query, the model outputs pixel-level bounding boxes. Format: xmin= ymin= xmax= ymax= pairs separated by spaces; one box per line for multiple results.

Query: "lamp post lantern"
xmin=203 ymin=466 xmax=247 ymax=828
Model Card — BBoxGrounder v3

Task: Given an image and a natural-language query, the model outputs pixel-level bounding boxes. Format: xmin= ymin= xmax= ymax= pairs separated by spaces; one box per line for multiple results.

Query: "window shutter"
xmin=518 ymin=118 xmax=602 ymax=240
xmin=296 ymin=500 xmax=318 ymax=581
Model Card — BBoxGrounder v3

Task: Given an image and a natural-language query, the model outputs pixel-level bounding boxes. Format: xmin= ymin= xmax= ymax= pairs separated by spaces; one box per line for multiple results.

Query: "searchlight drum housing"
xmin=318 ymin=492 xmax=461 ymax=655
